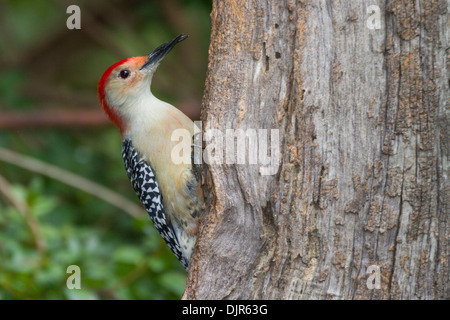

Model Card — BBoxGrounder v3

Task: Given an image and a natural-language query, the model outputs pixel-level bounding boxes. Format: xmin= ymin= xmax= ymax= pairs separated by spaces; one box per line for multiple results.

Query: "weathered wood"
xmin=184 ymin=0 xmax=448 ymax=299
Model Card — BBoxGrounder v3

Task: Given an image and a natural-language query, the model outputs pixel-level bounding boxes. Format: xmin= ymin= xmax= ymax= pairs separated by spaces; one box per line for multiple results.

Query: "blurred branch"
xmin=0 ymin=109 xmax=108 ymax=129
xmin=0 ymin=100 xmax=201 ymax=129
xmin=23 ymin=82 xmax=96 ymax=106
xmin=0 ymin=147 xmax=146 ymax=220
xmin=0 ymin=174 xmax=47 ymax=252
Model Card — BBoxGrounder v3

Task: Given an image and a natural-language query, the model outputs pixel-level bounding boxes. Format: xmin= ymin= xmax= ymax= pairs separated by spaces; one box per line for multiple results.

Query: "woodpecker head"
xmin=98 ymin=34 xmax=188 ymax=134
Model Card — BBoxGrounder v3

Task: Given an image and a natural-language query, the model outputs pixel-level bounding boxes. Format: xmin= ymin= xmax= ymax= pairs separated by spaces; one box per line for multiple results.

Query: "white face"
xmin=101 ymin=35 xmax=188 ymax=122
xmin=104 ymin=57 xmax=152 ymax=113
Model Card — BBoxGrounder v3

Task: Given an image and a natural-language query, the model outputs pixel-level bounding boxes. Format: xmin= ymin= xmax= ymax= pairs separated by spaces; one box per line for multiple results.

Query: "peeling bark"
xmin=183 ymin=0 xmax=448 ymax=300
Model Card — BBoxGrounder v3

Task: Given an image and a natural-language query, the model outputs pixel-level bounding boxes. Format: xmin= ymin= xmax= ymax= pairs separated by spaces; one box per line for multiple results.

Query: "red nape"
xmin=97 ymin=58 xmax=131 ymax=135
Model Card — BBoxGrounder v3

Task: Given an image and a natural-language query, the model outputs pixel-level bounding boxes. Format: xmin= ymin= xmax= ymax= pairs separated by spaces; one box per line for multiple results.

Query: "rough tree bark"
xmin=183 ymin=0 xmax=448 ymax=299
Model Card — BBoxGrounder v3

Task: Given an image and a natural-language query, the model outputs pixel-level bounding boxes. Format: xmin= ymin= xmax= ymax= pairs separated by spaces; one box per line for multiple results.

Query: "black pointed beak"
xmin=140 ymin=34 xmax=188 ymax=71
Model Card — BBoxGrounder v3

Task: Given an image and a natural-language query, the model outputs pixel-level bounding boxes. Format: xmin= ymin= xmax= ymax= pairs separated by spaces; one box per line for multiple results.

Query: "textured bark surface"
xmin=183 ymin=0 xmax=448 ymax=299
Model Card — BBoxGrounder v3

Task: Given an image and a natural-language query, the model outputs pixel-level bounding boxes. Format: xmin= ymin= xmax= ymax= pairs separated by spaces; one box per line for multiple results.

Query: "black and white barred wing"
xmin=122 ymin=139 xmax=189 ymax=270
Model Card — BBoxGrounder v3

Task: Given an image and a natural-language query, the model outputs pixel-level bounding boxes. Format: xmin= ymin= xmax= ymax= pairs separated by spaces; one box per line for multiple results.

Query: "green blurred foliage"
xmin=0 ymin=0 xmax=211 ymax=299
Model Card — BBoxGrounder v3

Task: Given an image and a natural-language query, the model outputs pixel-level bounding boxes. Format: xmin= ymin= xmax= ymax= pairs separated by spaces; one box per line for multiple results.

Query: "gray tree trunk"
xmin=183 ymin=0 xmax=449 ymax=299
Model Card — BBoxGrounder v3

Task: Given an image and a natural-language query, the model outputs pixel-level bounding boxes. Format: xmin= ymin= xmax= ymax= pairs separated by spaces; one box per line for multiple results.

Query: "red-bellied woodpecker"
xmin=97 ymin=35 xmax=202 ymax=270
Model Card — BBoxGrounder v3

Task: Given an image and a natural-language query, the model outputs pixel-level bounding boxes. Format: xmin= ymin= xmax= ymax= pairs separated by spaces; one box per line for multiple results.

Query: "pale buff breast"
xmin=129 ymin=105 xmax=201 ymax=234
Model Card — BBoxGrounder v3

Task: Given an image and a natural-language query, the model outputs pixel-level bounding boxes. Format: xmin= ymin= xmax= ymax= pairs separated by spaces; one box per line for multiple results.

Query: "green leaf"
xmin=31 ymin=196 xmax=57 ymax=217
xmin=112 ymin=246 xmax=144 ymax=265
xmin=64 ymin=288 xmax=98 ymax=300
xmin=158 ymin=272 xmax=186 ymax=296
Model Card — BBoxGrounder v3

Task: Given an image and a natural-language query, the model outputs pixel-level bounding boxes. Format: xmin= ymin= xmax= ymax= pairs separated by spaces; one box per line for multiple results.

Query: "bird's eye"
xmin=119 ymin=69 xmax=130 ymax=79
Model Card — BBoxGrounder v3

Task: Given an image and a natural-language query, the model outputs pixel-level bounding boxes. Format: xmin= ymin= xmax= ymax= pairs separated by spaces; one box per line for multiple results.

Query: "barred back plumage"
xmin=122 ymin=138 xmax=190 ymax=270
